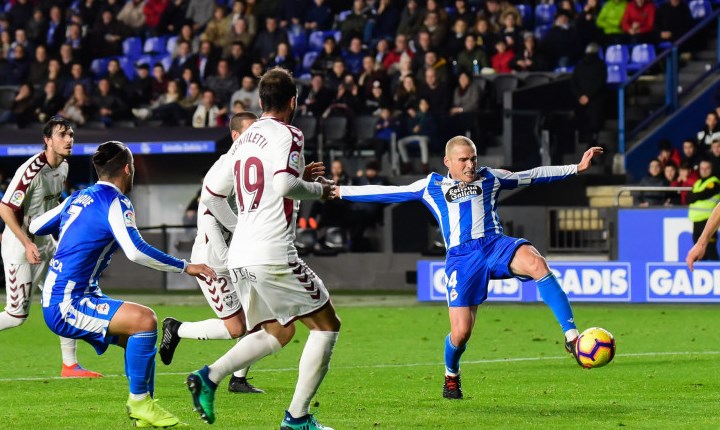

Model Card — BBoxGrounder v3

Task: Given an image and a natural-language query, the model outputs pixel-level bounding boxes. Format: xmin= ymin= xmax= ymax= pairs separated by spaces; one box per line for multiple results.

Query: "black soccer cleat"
xmin=159 ymin=317 xmax=182 ymax=365
xmin=228 ymin=375 xmax=265 ymax=394
xmin=443 ymin=374 xmax=463 ymax=399
xmin=565 ymin=336 xmax=584 ymax=367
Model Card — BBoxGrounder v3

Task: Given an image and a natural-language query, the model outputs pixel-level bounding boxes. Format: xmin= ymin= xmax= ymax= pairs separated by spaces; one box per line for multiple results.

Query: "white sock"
xmin=232 ymin=337 xmax=250 ymax=378
xmin=287 ymin=331 xmax=339 ymax=419
xmin=208 ymin=330 xmax=281 ymax=385
xmin=60 ymin=336 xmax=78 ymax=366
xmin=178 ymin=319 xmax=232 ymax=340
xmin=0 ymin=312 xmax=24 ymax=330
xmin=129 ymin=392 xmax=149 ymax=401
xmin=565 ymin=328 xmax=580 ymax=342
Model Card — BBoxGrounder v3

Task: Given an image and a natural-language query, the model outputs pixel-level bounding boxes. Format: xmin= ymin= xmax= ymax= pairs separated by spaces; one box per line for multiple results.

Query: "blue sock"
xmin=125 ymin=331 xmax=157 ymax=395
xmin=444 ymin=334 xmax=466 ymax=375
xmin=537 ymin=273 xmax=576 ymax=333
xmin=147 ymin=358 xmax=155 ymax=398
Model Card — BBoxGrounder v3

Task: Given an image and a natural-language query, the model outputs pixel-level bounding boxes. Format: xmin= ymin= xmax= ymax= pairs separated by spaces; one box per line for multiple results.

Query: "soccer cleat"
xmin=227 ymin=375 xmax=265 ymax=393
xmin=159 ymin=317 xmax=182 ymax=366
xmin=186 ymin=366 xmax=217 ymax=424
xmin=565 ymin=336 xmax=584 ymax=367
xmin=443 ymin=374 xmax=463 ymax=399
xmin=280 ymin=411 xmax=334 ymax=430
xmin=126 ymin=396 xmax=180 ymax=428
xmin=61 ymin=363 xmax=103 ymax=378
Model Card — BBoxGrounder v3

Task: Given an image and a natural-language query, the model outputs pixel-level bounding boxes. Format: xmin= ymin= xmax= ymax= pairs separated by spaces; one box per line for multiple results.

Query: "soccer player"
xmin=186 ymin=67 xmax=340 ymax=430
xmin=337 ymin=136 xmax=603 ymax=399
xmin=160 ymin=112 xmax=266 ymax=394
xmin=0 ymin=117 xmax=102 ymax=378
xmin=29 ymin=141 xmax=216 ymax=427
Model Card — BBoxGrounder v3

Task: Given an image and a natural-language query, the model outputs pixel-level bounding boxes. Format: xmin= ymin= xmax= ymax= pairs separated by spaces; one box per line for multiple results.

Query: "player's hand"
xmin=334 ymin=185 xmax=342 ymax=199
xmin=185 ymin=263 xmax=217 ymax=280
xmin=577 ymin=147 xmax=604 ymax=173
xmin=24 ymin=242 xmax=41 ymax=264
xmin=686 ymin=242 xmax=707 ymax=271
xmin=317 ymin=177 xmax=336 ymax=200
xmin=303 ymin=161 xmax=325 ymax=182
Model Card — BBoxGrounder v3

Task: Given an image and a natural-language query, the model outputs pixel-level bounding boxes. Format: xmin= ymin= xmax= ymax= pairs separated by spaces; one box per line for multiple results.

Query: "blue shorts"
xmin=43 ymin=294 xmax=123 ymax=355
xmin=444 ymin=235 xmax=531 ymax=307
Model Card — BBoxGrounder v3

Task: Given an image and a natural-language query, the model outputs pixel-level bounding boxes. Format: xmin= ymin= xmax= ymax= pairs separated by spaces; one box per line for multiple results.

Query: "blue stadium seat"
xmin=516 ymin=4 xmax=533 ymax=28
xmin=119 ymin=56 xmax=136 ymax=80
xmin=90 ymin=57 xmax=111 ymax=79
xmin=689 ymin=0 xmax=711 ymax=18
xmin=287 ymin=30 xmax=308 ymax=57
xmin=143 ymin=36 xmax=168 ymax=55
xmin=308 ymin=30 xmax=341 ymax=52
xmin=605 ymin=44 xmax=629 ymax=65
xmin=606 ymin=64 xmax=627 ymax=84
xmin=166 ymin=35 xmax=179 ymax=55
xmin=302 ymin=51 xmax=319 ymax=72
xmin=628 ymin=43 xmax=656 ymax=71
xmin=337 ymin=10 xmax=352 ymax=22
xmin=534 ymin=4 xmax=557 ymax=26
xmin=554 ymin=66 xmax=575 ymax=73
xmin=122 ymin=37 xmax=142 ymax=59
xmin=159 ymin=55 xmax=172 ymax=72
xmin=534 ymin=24 xmax=551 ymax=40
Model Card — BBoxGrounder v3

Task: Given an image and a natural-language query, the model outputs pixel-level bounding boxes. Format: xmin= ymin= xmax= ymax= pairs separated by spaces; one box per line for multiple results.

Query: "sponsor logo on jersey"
xmin=123 ymin=210 xmax=136 ymax=227
xmin=449 ymin=288 xmax=458 ymax=302
xmin=9 ymin=190 xmax=24 ymax=206
xmin=288 ymin=151 xmax=301 ymax=171
xmin=445 ymin=184 xmax=481 ymax=203
xmin=647 ymin=263 xmax=720 ymax=302
xmin=50 ymin=258 xmax=63 ymax=273
xmin=96 ymin=303 xmax=110 ymax=315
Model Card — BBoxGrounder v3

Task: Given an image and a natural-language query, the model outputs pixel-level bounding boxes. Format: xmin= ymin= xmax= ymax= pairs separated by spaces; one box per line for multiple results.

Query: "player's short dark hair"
xmin=93 ymin=141 xmax=131 ymax=178
xmin=43 ymin=117 xmax=73 ymax=139
xmin=258 ymin=67 xmax=296 ymax=113
xmin=229 ymin=111 xmax=258 ymax=133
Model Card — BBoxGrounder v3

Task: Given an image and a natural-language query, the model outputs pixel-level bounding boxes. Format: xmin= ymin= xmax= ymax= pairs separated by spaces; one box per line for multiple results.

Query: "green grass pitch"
xmin=0 ymin=299 xmax=718 ymax=429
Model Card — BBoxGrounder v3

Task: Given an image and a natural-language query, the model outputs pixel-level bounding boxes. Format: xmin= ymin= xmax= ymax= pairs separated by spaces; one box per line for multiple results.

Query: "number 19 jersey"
xmin=204 ymin=116 xmax=306 ymax=268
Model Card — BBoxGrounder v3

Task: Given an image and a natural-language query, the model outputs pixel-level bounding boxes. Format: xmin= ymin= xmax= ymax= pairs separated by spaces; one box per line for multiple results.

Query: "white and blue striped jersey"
xmin=29 ymin=181 xmax=187 ymax=307
xmin=340 ymin=165 xmax=578 ymax=250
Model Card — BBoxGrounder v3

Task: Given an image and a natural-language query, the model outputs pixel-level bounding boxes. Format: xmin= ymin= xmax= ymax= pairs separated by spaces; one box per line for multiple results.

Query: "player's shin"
xmin=287 ymin=330 xmax=339 ymax=419
xmin=178 ymin=318 xmax=233 ymax=340
xmin=444 ymin=334 xmax=466 ymax=376
xmin=59 ymin=336 xmax=77 ymax=366
xmin=536 ymin=272 xmax=578 ymax=339
xmin=207 ymin=329 xmax=282 ymax=385
xmin=125 ymin=331 xmax=158 ymax=399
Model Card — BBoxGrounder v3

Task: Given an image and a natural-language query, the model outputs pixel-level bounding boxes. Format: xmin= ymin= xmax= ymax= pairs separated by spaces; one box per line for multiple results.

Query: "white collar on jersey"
xmin=97 ymin=180 xmax=123 ymax=194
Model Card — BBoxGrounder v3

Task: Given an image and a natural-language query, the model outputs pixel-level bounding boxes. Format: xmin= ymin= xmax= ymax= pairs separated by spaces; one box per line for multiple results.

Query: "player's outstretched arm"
xmin=686 ymin=202 xmax=720 ymax=270
xmin=577 ymin=147 xmax=604 ymax=173
xmin=185 ymin=263 xmax=217 ymax=281
xmin=338 ymin=179 xmax=427 ymax=203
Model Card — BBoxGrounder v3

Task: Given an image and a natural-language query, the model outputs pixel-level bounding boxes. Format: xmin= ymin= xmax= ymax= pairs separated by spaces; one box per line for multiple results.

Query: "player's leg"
xmin=509 ymin=244 xmax=580 ymax=350
xmin=109 ymin=301 xmax=180 ymax=428
xmin=0 ymin=263 xmax=32 ymax=330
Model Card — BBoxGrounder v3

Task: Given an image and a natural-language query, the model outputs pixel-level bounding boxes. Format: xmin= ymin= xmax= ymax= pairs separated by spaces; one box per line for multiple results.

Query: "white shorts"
xmin=196 ymin=270 xmax=243 ymax=320
xmin=230 ymin=260 xmax=330 ymax=331
xmin=3 ymin=260 xmax=50 ymax=317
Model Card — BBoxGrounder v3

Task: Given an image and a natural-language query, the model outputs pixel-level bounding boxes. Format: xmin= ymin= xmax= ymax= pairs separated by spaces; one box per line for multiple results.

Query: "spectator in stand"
xmin=341 ymin=0 xmax=371 ymax=46
xmin=227 ymin=17 xmax=255 ymax=55
xmin=621 ymin=0 xmax=656 ymax=44
xmin=12 ymin=28 xmax=33 ymax=57
xmin=45 ymin=59 xmax=68 ymax=93
xmin=0 ymin=30 xmax=10 ymax=61
xmin=174 ymin=24 xmax=200 ymax=56
xmin=708 ymin=140 xmax=720 ymax=176
xmin=450 ymin=71 xmax=482 ymax=142
xmin=687 ymin=159 xmax=720 ymax=260
xmin=398 ymin=98 xmax=437 ymax=174
xmin=348 ymin=159 xmax=392 ymax=252
xmin=226 ymin=41 xmax=252 ymax=79
xmin=58 ymin=83 xmax=92 ymax=126
xmin=510 ymin=33 xmax=548 ymax=71
xmin=276 ymin=0 xmax=307 ymax=33
xmin=576 ymin=0 xmax=603 ymax=47
xmin=252 ymin=17 xmax=289 ymax=63
xmin=413 ymin=31 xmax=433 ymax=70
xmin=358 ymin=56 xmax=388 ymax=99
xmin=681 ymin=138 xmax=701 ymax=170
xmin=662 ymin=161 xmax=681 ymax=205
xmin=325 ymin=58 xmax=349 ymax=92
xmin=596 ymin=0 xmax=628 ymax=45
xmin=9 ymin=0 xmax=33 ymax=34
xmin=677 ymin=161 xmax=699 ymax=205
xmin=541 ymin=10 xmax=582 ymax=69
xmin=89 ymin=9 xmax=124 ymax=58
xmin=6 ymin=45 xmax=29 ymax=85
xmin=104 ymin=0 xmax=126 ymax=17
xmin=105 ymin=59 xmax=129 ymax=95
xmin=180 ymin=80 xmax=202 ymax=118
xmin=196 ymin=40 xmax=220 ymax=83
xmin=363 ymin=80 xmax=390 ymax=115
xmin=230 ymin=0 xmax=257 ymax=36
xmin=230 ymin=75 xmax=261 ymax=115
xmin=45 ymin=5 xmax=66 ymax=55
xmin=333 ymin=74 xmax=364 ymax=115
xmin=373 ymin=38 xmax=391 ymax=67
xmin=35 ymin=81 xmax=65 ymax=124
xmin=557 ymin=0 xmax=578 ymax=20
xmin=343 ymin=37 xmax=368 ymax=76
xmin=186 ymin=0 xmax=215 ymax=33
xmin=132 ymin=79 xmax=187 ymax=125
xmin=91 ymin=78 xmax=128 ymax=127
xmin=418 ymin=67 xmax=450 ymax=132
xmin=62 ymin=62 xmax=93 ymax=99
xmin=25 ymin=8 xmax=47 ymax=47
xmin=169 ymin=40 xmax=195 ymax=79
xmin=125 ymin=63 xmax=154 ymax=107
xmin=369 ymin=105 xmax=397 ymax=162
xmin=151 ymin=63 xmax=170 ymax=103
xmin=697 ymin=111 xmax=720 ymax=147
xmin=499 ymin=9 xmax=522 ymax=53
xmin=117 ymin=0 xmax=147 ymax=36
xmin=373 ymin=0 xmax=401 ymax=41
xmin=28 ymin=45 xmax=49 ymax=87
xmin=456 ymin=33 xmax=490 ymax=75
xmin=305 ymin=0 xmax=333 ymax=32
xmin=268 ymin=41 xmax=296 ymax=71
xmin=491 ymin=39 xmax=515 ymax=73
xmin=201 ymin=5 xmax=232 ymax=49
xmin=473 ymin=17 xmax=499 ymax=56
xmin=422 ymin=12 xmax=448 ymax=51
xmin=311 ymin=36 xmax=341 ymax=76
xmin=64 ymin=24 xmax=87 ymax=66
xmin=478 ymin=0 xmax=503 ymax=32
xmin=206 ymin=59 xmax=239 ymax=107
xmin=634 ymin=159 xmax=669 ymax=207
xmin=453 ymin=0 xmax=476 ymax=26
xmin=657 ymin=139 xmax=682 ymax=169
xmin=426 ymin=0 xmax=451 ymax=28
xmin=298 ymin=73 xmax=334 ymax=117
xmin=655 ymin=0 xmax=693 ymax=44
xmin=144 ymin=0 xmax=169 ymax=35
xmin=395 ymin=74 xmax=420 ymax=111
xmin=398 ymin=0 xmax=424 ymax=38
xmin=416 ymin=51 xmax=450 ymax=86
xmin=571 ymin=43 xmax=607 ymax=145
xmin=0 ymin=83 xmax=35 ymax=127
xmin=383 ymin=33 xmax=414 ymax=73
xmin=250 ymin=61 xmax=264 ymax=78
xmin=192 ymin=89 xmax=225 ymax=128
xmin=389 ymin=54 xmax=414 ymax=94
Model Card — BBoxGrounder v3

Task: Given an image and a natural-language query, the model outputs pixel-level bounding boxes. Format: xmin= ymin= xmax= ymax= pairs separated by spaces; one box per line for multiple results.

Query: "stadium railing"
xmin=614 ymin=186 xmax=692 ymax=206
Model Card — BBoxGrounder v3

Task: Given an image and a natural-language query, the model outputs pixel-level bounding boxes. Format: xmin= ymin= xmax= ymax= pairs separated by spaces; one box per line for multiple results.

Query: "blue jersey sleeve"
xmin=108 ymin=196 xmax=186 ymax=273
xmin=488 ymin=165 xmax=578 ymax=190
xmin=28 ymin=191 xmax=78 ymax=236
xmin=340 ymin=178 xmax=428 ymax=203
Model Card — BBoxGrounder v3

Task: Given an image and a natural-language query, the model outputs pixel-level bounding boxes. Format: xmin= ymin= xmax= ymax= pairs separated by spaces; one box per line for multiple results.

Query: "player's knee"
xmin=135 ymin=307 xmax=157 ymax=332
xmin=226 ymin=324 xmax=246 ymax=339
xmin=527 ymin=255 xmax=550 ymax=278
xmin=451 ymin=326 xmax=472 ymax=346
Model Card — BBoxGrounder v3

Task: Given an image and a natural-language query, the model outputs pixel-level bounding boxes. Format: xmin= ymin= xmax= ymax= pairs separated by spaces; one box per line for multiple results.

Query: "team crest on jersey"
xmin=123 ymin=210 xmax=136 ymax=227
xmin=288 ymin=151 xmax=301 ymax=171
xmin=9 ymin=190 xmax=24 ymax=206
xmin=445 ymin=184 xmax=481 ymax=203
xmin=223 ymin=292 xmax=239 ymax=308
xmin=449 ymin=288 xmax=458 ymax=302
xmin=96 ymin=303 xmax=110 ymax=315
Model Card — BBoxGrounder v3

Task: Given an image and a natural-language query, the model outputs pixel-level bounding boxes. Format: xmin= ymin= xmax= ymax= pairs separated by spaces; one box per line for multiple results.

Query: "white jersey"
xmin=1 ymin=152 xmax=67 ymax=263
xmin=204 ymin=116 xmax=311 ymax=267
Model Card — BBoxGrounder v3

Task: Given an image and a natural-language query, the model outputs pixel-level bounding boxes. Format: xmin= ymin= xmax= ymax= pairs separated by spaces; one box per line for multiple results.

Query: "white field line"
xmin=0 ymin=350 xmax=718 ymax=382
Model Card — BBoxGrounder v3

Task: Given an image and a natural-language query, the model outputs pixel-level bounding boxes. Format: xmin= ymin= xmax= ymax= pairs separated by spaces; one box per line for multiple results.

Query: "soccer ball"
xmin=575 ymin=327 xmax=616 ymax=369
